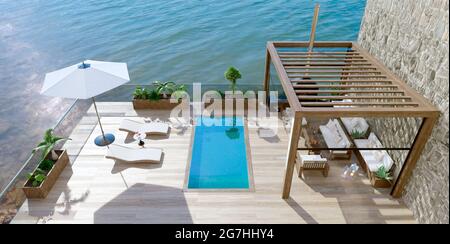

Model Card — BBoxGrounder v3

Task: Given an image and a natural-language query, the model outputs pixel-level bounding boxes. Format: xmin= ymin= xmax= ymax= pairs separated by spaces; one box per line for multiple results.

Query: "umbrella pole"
xmin=92 ymin=97 xmax=114 ymax=146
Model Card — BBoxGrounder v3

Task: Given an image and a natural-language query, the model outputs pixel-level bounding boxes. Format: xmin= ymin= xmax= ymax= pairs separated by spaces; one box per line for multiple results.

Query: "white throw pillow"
xmin=338 ymin=139 xmax=348 ymax=148
xmin=334 ymin=133 xmax=342 ymax=144
xmin=302 ymin=118 xmax=308 ymax=126
xmin=383 ymin=155 xmax=394 ymax=171
xmin=368 ymin=133 xmax=379 ymax=146
xmin=326 ymin=119 xmax=334 ymax=130
xmin=354 ymin=120 xmax=363 ymax=131
xmin=375 ymin=140 xmax=383 ymax=148
xmin=348 ymin=118 xmax=357 ymax=128
xmin=374 ymin=151 xmax=385 ymax=163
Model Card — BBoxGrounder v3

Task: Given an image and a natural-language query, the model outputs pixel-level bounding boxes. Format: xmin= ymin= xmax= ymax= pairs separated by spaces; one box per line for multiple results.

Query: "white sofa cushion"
xmin=320 ymin=119 xmax=351 ymax=149
xmin=373 ymin=150 xmax=385 ymax=162
xmin=342 ymin=117 xmax=369 ymax=134
xmin=326 ymin=120 xmax=334 ymax=130
xmin=355 ymin=133 xmax=394 ymax=172
xmin=366 ymin=152 xmax=394 ymax=172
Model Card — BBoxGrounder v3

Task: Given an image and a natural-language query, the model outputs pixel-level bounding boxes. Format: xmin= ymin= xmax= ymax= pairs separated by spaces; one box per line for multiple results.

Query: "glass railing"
xmin=0 ymin=99 xmax=92 ymax=224
xmin=95 ymin=83 xmax=286 ymax=101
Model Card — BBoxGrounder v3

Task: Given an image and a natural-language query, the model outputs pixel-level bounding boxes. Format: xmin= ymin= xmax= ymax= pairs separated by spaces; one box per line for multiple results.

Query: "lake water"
xmin=0 ymin=0 xmax=366 ymax=191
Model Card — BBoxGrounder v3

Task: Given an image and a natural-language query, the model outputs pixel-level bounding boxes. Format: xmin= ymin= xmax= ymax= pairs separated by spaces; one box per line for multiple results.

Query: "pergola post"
xmin=391 ymin=115 xmax=439 ymax=197
xmin=263 ymin=48 xmax=271 ymax=106
xmin=282 ymin=114 xmax=302 ymax=199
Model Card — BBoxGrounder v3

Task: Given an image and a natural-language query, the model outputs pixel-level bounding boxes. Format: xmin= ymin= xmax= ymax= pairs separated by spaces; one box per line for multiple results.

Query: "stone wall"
xmin=358 ymin=0 xmax=449 ymax=224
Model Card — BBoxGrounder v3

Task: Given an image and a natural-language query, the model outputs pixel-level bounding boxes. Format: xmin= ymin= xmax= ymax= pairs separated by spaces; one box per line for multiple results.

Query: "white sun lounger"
xmin=105 ymin=144 xmax=163 ymax=163
xmin=119 ymin=119 xmax=169 ymax=135
xmin=168 ymin=117 xmax=191 ymax=129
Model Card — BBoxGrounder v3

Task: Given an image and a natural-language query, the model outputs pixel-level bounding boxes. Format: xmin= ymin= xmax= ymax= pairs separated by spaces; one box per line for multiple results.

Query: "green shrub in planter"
xmin=32 ymin=129 xmax=71 ymax=161
xmin=27 ymin=169 xmax=47 ymax=187
xmin=375 ymin=165 xmax=393 ymax=182
xmin=133 ymin=86 xmax=150 ymax=100
xmin=351 ymin=129 xmax=365 ymax=139
xmin=38 ymin=159 xmax=55 ymax=171
xmin=148 ymin=89 xmax=162 ymax=101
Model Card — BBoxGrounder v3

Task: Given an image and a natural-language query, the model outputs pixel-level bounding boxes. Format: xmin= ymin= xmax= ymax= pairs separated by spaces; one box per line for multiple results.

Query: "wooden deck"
xmin=12 ymin=102 xmax=416 ymax=224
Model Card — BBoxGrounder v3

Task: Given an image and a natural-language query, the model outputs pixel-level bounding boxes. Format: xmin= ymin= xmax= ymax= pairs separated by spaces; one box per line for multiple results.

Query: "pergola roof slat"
xmin=283 ymin=63 xmax=373 ymax=66
xmin=291 ymin=80 xmax=393 ymax=83
xmin=280 ymin=55 xmax=365 ymax=59
xmin=301 ymin=102 xmax=420 ymax=107
xmin=285 ymin=66 xmax=377 ymax=69
xmin=293 ymin=84 xmax=398 ymax=89
xmin=283 ymin=61 xmax=370 ymax=64
xmin=295 ymin=90 xmax=406 ymax=94
xmin=282 ymin=57 xmax=369 ymax=61
xmin=298 ymin=95 xmax=413 ymax=100
xmin=287 ymin=70 xmax=382 ymax=74
xmin=289 ymin=75 xmax=387 ymax=78
xmin=278 ymin=51 xmax=358 ymax=55
xmin=264 ymin=41 xmax=438 ymax=117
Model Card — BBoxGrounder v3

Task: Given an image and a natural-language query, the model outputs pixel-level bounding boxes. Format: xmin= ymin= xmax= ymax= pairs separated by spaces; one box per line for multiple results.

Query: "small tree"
xmin=224 ymin=66 xmax=242 ymax=94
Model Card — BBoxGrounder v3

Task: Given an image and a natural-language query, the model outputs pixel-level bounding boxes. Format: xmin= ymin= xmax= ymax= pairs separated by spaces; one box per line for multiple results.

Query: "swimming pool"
xmin=185 ymin=117 xmax=253 ymax=190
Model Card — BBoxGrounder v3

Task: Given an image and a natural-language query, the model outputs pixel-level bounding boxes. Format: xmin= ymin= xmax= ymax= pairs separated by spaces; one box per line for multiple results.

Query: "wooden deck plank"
xmin=12 ymin=103 xmax=415 ymax=224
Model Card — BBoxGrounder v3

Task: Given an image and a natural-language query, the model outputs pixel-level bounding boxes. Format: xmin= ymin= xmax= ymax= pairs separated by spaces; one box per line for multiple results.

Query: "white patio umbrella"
xmin=41 ymin=60 xmax=130 ymax=146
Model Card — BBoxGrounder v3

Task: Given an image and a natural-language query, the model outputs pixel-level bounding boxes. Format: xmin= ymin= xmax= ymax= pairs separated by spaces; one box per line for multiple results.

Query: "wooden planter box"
xmin=354 ymin=150 xmax=368 ymax=173
xmin=132 ymin=98 xmax=181 ymax=110
xmin=355 ymin=151 xmax=392 ymax=188
xmin=369 ymin=173 xmax=392 ymax=188
xmin=22 ymin=150 xmax=69 ymax=199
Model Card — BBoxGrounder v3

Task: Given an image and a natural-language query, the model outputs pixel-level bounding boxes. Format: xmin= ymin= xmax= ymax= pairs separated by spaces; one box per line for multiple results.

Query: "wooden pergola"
xmin=263 ymin=41 xmax=440 ymax=199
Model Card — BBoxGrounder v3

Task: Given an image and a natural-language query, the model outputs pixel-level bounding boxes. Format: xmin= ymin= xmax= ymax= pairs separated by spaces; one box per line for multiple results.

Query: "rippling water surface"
xmin=0 ymin=0 xmax=366 ymax=190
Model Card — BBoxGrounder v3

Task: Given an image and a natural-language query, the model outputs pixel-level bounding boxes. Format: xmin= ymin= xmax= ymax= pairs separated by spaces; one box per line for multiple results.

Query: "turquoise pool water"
xmin=188 ymin=117 xmax=250 ymax=189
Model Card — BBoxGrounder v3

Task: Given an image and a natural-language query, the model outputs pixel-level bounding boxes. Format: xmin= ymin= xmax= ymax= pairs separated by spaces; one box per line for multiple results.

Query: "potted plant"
xmin=132 ymin=83 xmax=186 ymax=110
xmin=23 ymin=129 xmax=71 ymax=199
xmin=370 ymin=165 xmax=393 ymax=188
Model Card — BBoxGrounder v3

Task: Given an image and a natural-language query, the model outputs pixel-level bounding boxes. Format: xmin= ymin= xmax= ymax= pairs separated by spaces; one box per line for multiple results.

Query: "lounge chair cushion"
xmin=119 ymin=119 xmax=169 ymax=135
xmin=106 ymin=144 xmax=163 ymax=163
